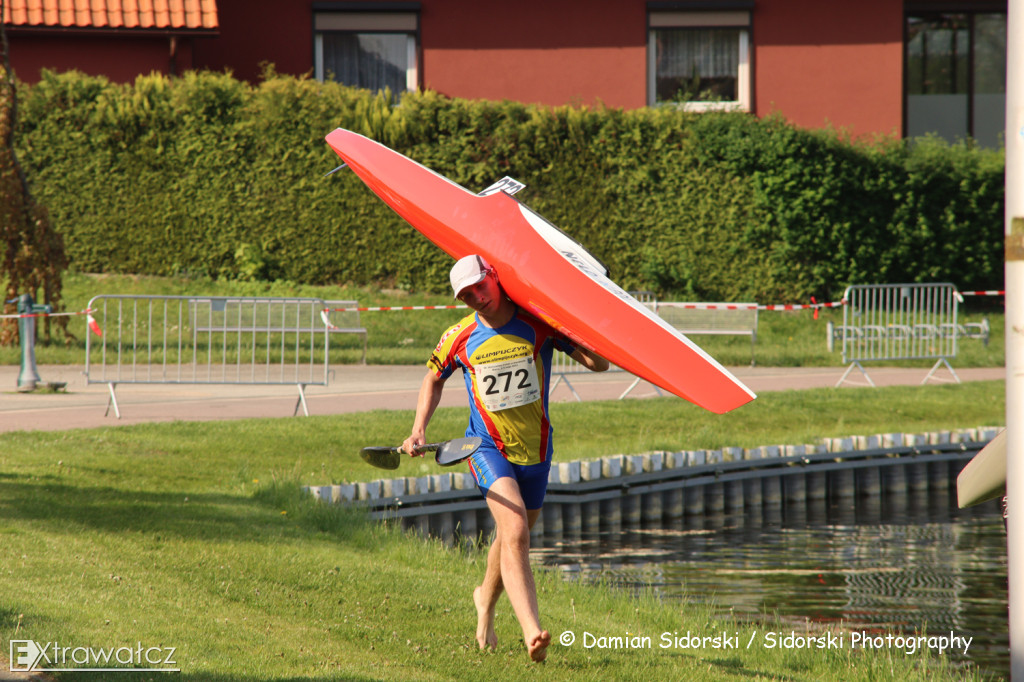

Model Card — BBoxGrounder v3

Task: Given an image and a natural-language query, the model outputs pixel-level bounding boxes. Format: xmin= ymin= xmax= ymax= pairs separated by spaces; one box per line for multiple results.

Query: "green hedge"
xmin=15 ymin=69 xmax=1005 ymax=302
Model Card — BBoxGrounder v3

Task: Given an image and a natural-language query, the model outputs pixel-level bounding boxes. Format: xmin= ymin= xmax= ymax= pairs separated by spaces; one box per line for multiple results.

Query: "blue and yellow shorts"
xmin=467 ymin=444 xmax=551 ymax=511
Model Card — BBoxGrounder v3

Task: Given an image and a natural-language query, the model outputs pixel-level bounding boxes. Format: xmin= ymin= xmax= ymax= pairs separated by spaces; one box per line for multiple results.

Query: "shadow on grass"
xmin=703 ymin=655 xmax=783 ymax=680
xmin=0 ymin=474 xmax=372 ymax=546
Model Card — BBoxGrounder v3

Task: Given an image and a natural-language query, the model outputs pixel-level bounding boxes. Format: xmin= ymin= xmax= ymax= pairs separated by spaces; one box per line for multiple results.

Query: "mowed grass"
xmin=0 ymin=382 xmax=1005 ymax=681
xmin=5 ymin=272 xmax=1006 ymax=368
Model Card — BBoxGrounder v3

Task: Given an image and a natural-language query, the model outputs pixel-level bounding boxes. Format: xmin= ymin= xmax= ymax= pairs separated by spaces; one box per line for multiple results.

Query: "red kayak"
xmin=325 ymin=128 xmax=756 ymax=414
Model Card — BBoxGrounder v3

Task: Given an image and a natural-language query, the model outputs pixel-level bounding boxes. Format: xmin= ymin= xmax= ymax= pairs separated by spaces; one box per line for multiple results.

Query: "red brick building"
xmin=3 ymin=0 xmax=1008 ymax=145
xmin=3 ymin=0 xmax=218 ymax=81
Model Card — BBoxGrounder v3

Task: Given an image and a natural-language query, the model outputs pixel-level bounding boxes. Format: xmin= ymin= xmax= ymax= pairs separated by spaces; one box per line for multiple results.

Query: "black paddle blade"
xmin=435 ymin=437 xmax=483 ymax=467
xmin=359 ymin=446 xmax=401 ymax=470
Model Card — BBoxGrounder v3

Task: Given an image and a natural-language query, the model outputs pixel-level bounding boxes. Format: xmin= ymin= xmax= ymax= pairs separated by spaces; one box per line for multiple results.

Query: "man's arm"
xmin=402 ymin=370 xmax=447 ymax=455
xmin=571 ymin=346 xmax=610 ymax=372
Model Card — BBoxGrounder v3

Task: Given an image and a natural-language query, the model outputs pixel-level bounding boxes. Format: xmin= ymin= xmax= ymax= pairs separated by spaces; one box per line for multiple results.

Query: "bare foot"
xmin=527 ymin=629 xmax=551 ymax=662
xmin=473 ymin=586 xmax=498 ymax=650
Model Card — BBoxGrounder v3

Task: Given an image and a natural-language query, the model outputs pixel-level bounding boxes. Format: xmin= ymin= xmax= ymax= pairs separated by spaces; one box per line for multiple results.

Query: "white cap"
xmin=450 ymin=254 xmax=493 ymax=298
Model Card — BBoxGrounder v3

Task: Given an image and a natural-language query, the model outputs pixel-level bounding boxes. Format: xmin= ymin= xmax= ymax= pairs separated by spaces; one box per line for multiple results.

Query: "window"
xmin=905 ymin=8 xmax=1006 ymax=147
xmin=313 ymin=6 xmax=419 ymax=96
xmin=648 ymin=6 xmax=752 ymax=111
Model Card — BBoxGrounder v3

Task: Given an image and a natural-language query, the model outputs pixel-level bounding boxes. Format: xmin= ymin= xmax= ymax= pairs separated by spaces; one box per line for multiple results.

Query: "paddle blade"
xmin=359 ymin=446 xmax=401 ymax=470
xmin=435 ymin=437 xmax=483 ymax=467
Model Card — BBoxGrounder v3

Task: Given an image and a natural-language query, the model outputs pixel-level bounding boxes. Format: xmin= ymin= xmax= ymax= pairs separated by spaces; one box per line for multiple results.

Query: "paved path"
xmin=0 ymin=364 xmax=1005 ymax=434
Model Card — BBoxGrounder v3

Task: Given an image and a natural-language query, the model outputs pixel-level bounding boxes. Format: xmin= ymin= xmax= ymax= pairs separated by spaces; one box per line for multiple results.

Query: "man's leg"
xmin=474 ymin=503 xmax=542 ymax=651
xmin=474 ymin=537 xmax=502 ymax=650
xmin=482 ymin=476 xmax=550 ymax=661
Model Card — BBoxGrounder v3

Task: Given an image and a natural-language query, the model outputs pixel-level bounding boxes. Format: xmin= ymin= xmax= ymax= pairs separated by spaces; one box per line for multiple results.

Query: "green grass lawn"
xmin=0 ymin=382 xmax=1005 ymax=681
xmin=3 ymin=272 xmax=1007 ymax=368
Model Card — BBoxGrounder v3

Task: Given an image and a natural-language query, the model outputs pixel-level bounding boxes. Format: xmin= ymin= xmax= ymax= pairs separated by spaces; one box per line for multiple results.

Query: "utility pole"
xmin=1006 ymin=0 xmax=1023 ymax=678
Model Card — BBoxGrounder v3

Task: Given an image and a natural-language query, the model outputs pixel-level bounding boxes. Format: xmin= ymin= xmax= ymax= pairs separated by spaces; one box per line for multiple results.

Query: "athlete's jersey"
xmin=427 ymin=310 xmax=576 ymax=465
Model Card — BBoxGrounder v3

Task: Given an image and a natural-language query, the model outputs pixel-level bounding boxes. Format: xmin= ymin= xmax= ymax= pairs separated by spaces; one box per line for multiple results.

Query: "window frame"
xmin=902 ymin=1 xmax=1006 ymax=145
xmin=311 ymin=2 xmax=421 ymax=94
xmin=647 ymin=2 xmax=754 ymax=111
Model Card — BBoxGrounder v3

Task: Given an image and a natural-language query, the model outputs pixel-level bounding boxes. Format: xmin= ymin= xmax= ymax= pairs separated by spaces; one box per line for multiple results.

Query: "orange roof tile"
xmin=4 ymin=0 xmax=218 ymax=30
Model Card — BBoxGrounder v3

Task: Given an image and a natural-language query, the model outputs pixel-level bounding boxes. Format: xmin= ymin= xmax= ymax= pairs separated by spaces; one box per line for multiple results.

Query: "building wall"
xmin=190 ymin=0 xmax=312 ymax=82
xmin=8 ymin=33 xmax=199 ymax=82
xmin=752 ymin=0 xmax=904 ymax=137
xmin=192 ymin=0 xmax=649 ymax=108
xmin=420 ymin=0 xmax=647 ymax=110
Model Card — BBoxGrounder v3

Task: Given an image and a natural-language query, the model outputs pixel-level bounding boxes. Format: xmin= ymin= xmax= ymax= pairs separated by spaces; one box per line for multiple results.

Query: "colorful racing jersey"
xmin=427 ymin=310 xmax=576 ymax=465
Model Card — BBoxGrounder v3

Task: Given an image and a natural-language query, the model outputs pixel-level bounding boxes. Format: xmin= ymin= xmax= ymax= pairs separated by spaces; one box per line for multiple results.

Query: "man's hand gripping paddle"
xmin=359 ymin=436 xmax=483 ymax=470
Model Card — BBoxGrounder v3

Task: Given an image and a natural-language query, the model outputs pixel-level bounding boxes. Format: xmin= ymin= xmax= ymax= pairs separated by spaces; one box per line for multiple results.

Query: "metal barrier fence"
xmin=836 ymin=283 xmax=962 ymax=387
xmin=85 ymin=295 xmax=333 ymax=417
xmin=322 ymin=300 xmax=368 ymax=364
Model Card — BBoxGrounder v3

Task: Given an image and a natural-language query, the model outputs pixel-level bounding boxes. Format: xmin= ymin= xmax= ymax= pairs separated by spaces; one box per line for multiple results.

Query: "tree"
xmin=0 ymin=0 xmax=68 ymax=345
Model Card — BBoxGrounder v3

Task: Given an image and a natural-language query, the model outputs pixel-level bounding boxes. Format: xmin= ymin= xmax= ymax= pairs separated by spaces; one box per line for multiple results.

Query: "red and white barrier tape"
xmin=657 ymin=303 xmax=758 ymax=311
xmin=327 ymin=304 xmax=469 ymax=312
xmin=327 ymin=302 xmax=849 ymax=313
xmin=654 ymin=301 xmax=845 ymax=311
xmin=760 ymin=302 xmax=845 ymax=311
xmin=961 ymin=290 xmax=1005 ymax=296
xmin=0 ymin=309 xmax=91 ymax=319
xmin=0 ymin=308 xmax=102 ymax=335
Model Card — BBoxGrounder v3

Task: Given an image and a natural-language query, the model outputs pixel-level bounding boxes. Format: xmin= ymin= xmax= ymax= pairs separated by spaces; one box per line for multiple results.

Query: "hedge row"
xmin=15 ymin=69 xmax=1005 ymax=302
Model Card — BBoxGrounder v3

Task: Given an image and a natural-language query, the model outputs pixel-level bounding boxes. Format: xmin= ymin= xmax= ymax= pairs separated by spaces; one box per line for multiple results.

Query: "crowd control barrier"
xmin=85 ymin=295 xmax=334 ymax=417
xmin=835 ymin=283 xmax=964 ymax=387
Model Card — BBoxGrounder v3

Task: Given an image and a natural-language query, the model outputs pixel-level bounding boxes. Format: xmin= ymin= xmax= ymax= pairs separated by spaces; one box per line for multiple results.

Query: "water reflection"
xmin=532 ymin=489 xmax=1008 ymax=678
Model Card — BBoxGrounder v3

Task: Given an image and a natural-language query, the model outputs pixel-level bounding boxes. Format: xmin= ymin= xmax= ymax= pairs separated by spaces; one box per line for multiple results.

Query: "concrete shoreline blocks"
xmin=305 ymin=426 xmax=1000 ymax=542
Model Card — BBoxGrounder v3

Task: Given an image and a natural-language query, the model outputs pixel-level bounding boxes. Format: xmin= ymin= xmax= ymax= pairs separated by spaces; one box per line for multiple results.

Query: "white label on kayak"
xmin=475 ymin=356 xmax=540 ymax=411
xmin=478 ymin=176 xmax=526 ymax=197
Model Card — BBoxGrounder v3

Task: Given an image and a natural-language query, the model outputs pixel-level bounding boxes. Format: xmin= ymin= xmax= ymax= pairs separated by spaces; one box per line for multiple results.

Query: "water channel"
xmin=532 ymin=489 xmax=1008 ymax=679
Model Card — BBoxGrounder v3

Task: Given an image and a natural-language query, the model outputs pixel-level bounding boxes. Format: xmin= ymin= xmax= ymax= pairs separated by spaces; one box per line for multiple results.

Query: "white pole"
xmin=1006 ymin=0 xmax=1024 ymax=679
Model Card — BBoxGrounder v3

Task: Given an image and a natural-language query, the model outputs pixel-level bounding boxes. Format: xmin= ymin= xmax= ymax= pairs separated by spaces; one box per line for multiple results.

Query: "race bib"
xmin=475 ymin=356 xmax=541 ymax=411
